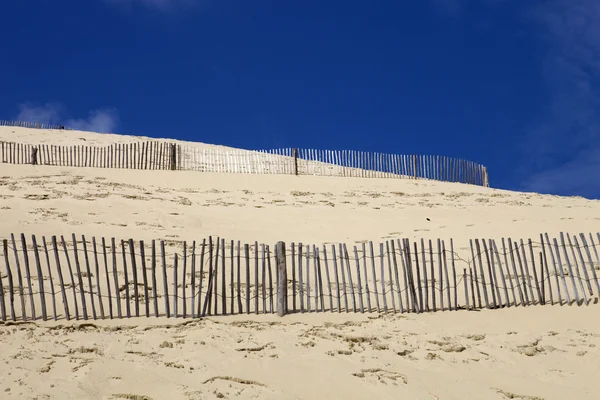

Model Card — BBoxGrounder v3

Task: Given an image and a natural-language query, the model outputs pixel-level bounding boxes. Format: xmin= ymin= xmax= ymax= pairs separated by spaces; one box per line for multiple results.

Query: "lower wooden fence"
xmin=0 ymin=232 xmax=598 ymax=322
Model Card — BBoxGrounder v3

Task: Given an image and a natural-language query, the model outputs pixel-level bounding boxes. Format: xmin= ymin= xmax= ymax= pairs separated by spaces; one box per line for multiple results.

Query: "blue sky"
xmin=0 ymin=1 xmax=598 ymax=198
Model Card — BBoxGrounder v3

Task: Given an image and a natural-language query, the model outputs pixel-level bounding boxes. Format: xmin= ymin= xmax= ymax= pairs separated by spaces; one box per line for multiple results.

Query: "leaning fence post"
xmin=170 ymin=144 xmax=177 ymax=171
xmin=276 ymin=242 xmax=287 ymax=317
xmin=293 ymin=148 xmax=299 ymax=176
xmin=31 ymin=147 xmax=38 ymax=165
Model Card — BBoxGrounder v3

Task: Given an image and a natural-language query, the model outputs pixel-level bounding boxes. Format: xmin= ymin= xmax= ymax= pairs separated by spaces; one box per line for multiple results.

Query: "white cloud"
xmin=16 ymin=102 xmax=63 ymax=125
xmin=520 ymin=0 xmax=600 ymax=197
xmin=15 ymin=103 xmax=119 ymax=133
xmin=66 ymin=109 xmax=120 ymax=134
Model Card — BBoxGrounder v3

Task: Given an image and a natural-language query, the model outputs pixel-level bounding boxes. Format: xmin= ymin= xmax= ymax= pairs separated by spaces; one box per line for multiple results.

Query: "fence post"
xmin=483 ymin=167 xmax=490 ymax=187
xmin=276 ymin=241 xmax=287 ymax=317
xmin=413 ymin=155 xmax=417 ymax=179
xmin=170 ymin=144 xmax=177 ymax=171
xmin=293 ymin=148 xmax=299 ymax=176
xmin=31 ymin=147 xmax=38 ymax=165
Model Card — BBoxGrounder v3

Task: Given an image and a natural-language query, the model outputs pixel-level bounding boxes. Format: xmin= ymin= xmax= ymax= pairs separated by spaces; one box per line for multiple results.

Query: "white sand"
xmin=0 ymin=126 xmax=599 ymax=400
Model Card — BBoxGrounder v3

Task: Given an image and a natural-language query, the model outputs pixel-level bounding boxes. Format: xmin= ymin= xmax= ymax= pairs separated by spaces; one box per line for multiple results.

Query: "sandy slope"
xmin=0 ymin=127 xmax=599 ymax=400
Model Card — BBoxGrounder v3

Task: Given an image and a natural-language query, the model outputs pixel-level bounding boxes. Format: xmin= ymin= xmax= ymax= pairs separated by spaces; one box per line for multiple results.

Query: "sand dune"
xmin=0 ymin=126 xmax=599 ymax=399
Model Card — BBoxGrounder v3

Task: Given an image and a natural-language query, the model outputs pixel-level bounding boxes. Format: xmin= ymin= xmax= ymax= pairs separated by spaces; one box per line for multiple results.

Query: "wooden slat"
xmin=244 ymin=243 xmax=250 ymax=315
xmin=342 ymin=243 xmax=357 ymax=312
xmin=90 ymin=237 xmax=105 ymax=319
xmin=61 ymin=236 xmax=80 ymax=319
xmin=140 ymin=240 xmax=150 ymax=317
xmin=557 ymin=234 xmax=579 ymax=304
xmin=10 ymin=234 xmax=27 ymax=320
xmin=173 ymin=252 xmax=178 ymax=318
xmin=121 ymin=240 xmax=131 ymax=317
xmin=41 ymin=236 xmax=57 ymax=320
xmin=379 ymin=242 xmax=388 ymax=312
xmin=81 ymin=235 xmax=97 ymax=319
xmin=161 ymin=240 xmax=170 ymax=317
xmin=19 ymin=234 xmax=37 ymax=319
xmin=385 ymin=241 xmax=396 ymax=312
xmin=332 ymin=244 xmax=345 ymax=313
xmin=221 ymin=238 xmax=227 ymax=314
xmin=3 ymin=239 xmax=17 ymax=321
xmin=151 ymin=240 xmax=159 ymax=317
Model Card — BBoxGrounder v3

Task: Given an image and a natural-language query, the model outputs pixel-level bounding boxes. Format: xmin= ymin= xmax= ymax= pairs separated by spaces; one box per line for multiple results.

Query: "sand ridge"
xmin=1 ymin=126 xmax=599 ymax=399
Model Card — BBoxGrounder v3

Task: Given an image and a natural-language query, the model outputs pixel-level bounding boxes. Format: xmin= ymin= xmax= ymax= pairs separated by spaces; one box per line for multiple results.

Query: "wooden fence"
xmin=1 ymin=139 xmax=490 ymax=186
xmin=0 ymin=141 xmax=178 ymax=170
xmin=0 ymin=120 xmax=71 ymax=131
xmin=178 ymin=147 xmax=489 ymax=186
xmin=0 ymin=231 xmax=598 ymax=321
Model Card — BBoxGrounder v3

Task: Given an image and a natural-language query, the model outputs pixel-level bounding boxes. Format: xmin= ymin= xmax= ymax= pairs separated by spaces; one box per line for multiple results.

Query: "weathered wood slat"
xmin=557 ymin=234 xmax=579 ymax=304
xmin=368 ymin=242 xmax=378 ymax=312
xmin=420 ymin=239 xmax=429 ymax=311
xmin=379 ymin=242 xmax=388 ymax=312
xmin=315 ymin=246 xmax=324 ymax=313
xmin=343 ymin=243 xmax=357 ymax=312
xmin=386 ymin=241 xmax=397 ymax=312
xmin=569 ymin=235 xmax=592 ymax=298
xmin=441 ymin=240 xmax=452 ymax=310
xmin=173 ymin=253 xmax=178 ymax=318
xmin=474 ymin=239 xmax=490 ymax=308
xmin=140 ymin=240 xmax=150 ymax=317
xmin=490 ymin=240 xmax=510 ymax=307
xmin=237 ymin=241 xmax=242 ymax=313
xmin=254 ymin=241 xmax=259 ymax=314
xmin=21 ymin=233 xmax=36 ymax=321
xmin=539 ymin=235 xmax=555 ymax=305
xmin=579 ymin=234 xmax=600 ymax=295
xmin=31 ymin=235 xmax=47 ymax=320
xmin=197 ymin=239 xmax=206 ymax=318
xmin=298 ymin=243 xmax=304 ymax=312
xmin=230 ymin=240 xmax=235 ymax=314
xmin=335 ymin=244 xmax=348 ymax=312
xmin=291 ymin=243 xmax=297 ymax=312
xmin=150 ymin=240 xmax=158 ymax=317
xmin=121 ymin=240 xmax=131 ymax=318
xmin=413 ymin=242 xmax=423 ymax=311
xmin=41 ymin=236 xmax=57 ymax=320
xmin=161 ymin=240 xmax=170 ymax=317
xmin=3 ymin=239 xmax=17 ymax=321
xmin=61 ymin=235 xmax=80 ymax=319
xmin=91 ymin=237 xmax=105 ymax=319
xmin=11 ymin=234 xmax=27 ymax=320
xmin=101 ymin=238 xmax=114 ymax=318
xmin=518 ymin=239 xmax=535 ymax=304
xmin=181 ymin=243 xmax=186 ymax=318
xmin=244 ymin=243 xmax=250 ymax=315
xmin=81 ymin=235 xmax=97 ymax=319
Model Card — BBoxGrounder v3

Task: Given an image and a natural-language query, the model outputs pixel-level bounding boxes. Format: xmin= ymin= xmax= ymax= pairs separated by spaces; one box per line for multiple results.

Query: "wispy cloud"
xmin=16 ymin=103 xmax=119 ymax=133
xmin=66 ymin=109 xmax=120 ymax=133
xmin=16 ymin=102 xmax=63 ymax=126
xmin=520 ymin=0 xmax=600 ymax=198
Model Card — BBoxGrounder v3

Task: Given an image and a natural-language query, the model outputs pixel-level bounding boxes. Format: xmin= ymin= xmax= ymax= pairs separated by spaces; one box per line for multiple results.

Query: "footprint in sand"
xmin=352 ymin=368 xmax=407 ymax=385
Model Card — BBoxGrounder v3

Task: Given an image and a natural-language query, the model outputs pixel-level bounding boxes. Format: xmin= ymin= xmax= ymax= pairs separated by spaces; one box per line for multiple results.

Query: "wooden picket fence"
xmin=1 ymin=120 xmax=490 ymax=185
xmin=179 ymin=146 xmax=490 ymax=186
xmin=1 ymin=139 xmax=490 ymax=186
xmin=0 ymin=120 xmax=71 ymax=131
xmin=0 ymin=231 xmax=598 ymax=321
xmin=0 ymin=141 xmax=178 ymax=170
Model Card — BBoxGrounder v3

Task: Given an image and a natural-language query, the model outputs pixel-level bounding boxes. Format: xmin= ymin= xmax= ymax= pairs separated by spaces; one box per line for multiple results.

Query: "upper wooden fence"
xmin=0 ymin=231 xmax=598 ymax=322
xmin=0 ymin=119 xmax=72 ymax=131
xmin=0 ymin=119 xmax=490 ymax=186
